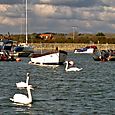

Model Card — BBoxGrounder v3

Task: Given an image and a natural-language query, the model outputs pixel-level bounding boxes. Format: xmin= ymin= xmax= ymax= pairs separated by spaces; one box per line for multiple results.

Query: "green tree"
xmin=96 ymin=32 xmax=105 ymax=36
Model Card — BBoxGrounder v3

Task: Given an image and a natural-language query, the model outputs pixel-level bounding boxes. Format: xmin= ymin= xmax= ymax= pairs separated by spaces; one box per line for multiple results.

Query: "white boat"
xmin=29 ymin=50 xmax=67 ymax=65
xmin=74 ymin=45 xmax=97 ymax=54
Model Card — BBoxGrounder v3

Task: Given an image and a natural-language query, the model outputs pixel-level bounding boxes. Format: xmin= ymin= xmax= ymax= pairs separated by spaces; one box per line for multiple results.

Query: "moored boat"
xmin=0 ymin=39 xmax=22 ymax=61
xmin=0 ymin=50 xmax=16 ymax=61
xmin=13 ymin=43 xmax=34 ymax=57
xmin=0 ymin=39 xmax=13 ymax=51
xmin=105 ymin=50 xmax=115 ymax=61
xmin=93 ymin=49 xmax=115 ymax=61
xmin=29 ymin=50 xmax=67 ymax=65
xmin=13 ymin=0 xmax=34 ymax=57
xmin=74 ymin=45 xmax=97 ymax=54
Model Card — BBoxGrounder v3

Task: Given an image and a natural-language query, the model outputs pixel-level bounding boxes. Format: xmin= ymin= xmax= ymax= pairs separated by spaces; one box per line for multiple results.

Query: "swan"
xmin=10 ymin=85 xmax=33 ymax=105
xmin=65 ymin=61 xmax=83 ymax=72
xmin=16 ymin=73 xmax=31 ymax=88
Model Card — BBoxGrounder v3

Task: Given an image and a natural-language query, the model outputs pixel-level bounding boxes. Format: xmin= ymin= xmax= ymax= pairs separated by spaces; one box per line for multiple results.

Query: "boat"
xmin=29 ymin=50 xmax=67 ymax=65
xmin=0 ymin=50 xmax=16 ymax=61
xmin=93 ymin=49 xmax=115 ymax=61
xmin=13 ymin=43 xmax=33 ymax=57
xmin=74 ymin=45 xmax=97 ymax=54
xmin=0 ymin=39 xmax=16 ymax=61
xmin=13 ymin=0 xmax=34 ymax=57
xmin=108 ymin=49 xmax=115 ymax=61
xmin=0 ymin=39 xmax=13 ymax=51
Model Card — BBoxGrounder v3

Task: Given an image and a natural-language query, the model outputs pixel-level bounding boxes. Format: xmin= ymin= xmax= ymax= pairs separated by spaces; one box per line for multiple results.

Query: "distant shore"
xmin=31 ymin=43 xmax=115 ymax=51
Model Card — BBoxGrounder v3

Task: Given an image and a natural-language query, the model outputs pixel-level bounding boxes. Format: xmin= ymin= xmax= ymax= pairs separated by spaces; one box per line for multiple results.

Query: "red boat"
xmin=0 ymin=50 xmax=16 ymax=61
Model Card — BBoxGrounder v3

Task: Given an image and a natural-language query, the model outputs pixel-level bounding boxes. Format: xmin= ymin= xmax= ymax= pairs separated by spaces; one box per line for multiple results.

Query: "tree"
xmin=96 ymin=32 xmax=105 ymax=36
xmin=30 ymin=33 xmax=38 ymax=39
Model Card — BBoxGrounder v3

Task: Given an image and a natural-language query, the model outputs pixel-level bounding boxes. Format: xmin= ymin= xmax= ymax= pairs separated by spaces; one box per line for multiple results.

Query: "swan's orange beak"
xmin=30 ymin=85 xmax=34 ymax=90
xmin=27 ymin=85 xmax=34 ymax=90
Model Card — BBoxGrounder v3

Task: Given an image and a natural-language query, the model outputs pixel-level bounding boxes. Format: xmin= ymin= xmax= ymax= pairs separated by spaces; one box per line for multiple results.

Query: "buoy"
xmin=16 ymin=58 xmax=22 ymax=62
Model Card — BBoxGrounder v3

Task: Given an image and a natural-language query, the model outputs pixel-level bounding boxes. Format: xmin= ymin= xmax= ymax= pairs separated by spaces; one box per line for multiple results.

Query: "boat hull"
xmin=93 ymin=56 xmax=115 ymax=61
xmin=14 ymin=45 xmax=33 ymax=57
xmin=14 ymin=52 xmax=32 ymax=57
xmin=107 ymin=55 xmax=115 ymax=61
xmin=29 ymin=50 xmax=67 ymax=65
xmin=0 ymin=51 xmax=16 ymax=61
xmin=74 ymin=45 xmax=97 ymax=54
xmin=74 ymin=48 xmax=94 ymax=54
xmin=93 ymin=50 xmax=115 ymax=61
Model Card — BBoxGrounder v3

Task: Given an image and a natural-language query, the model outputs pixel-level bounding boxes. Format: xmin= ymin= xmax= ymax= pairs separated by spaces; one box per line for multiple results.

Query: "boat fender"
xmin=16 ymin=58 xmax=22 ymax=62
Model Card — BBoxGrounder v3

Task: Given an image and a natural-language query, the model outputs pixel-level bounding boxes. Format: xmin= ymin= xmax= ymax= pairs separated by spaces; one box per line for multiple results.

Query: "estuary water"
xmin=0 ymin=52 xmax=115 ymax=115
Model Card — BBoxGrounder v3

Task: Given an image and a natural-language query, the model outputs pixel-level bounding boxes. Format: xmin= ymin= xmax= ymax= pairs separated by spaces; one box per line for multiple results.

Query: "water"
xmin=0 ymin=52 xmax=115 ymax=115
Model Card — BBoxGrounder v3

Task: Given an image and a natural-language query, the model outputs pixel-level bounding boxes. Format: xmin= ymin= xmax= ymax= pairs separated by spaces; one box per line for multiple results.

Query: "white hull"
xmin=29 ymin=50 xmax=67 ymax=65
xmin=74 ymin=48 xmax=94 ymax=54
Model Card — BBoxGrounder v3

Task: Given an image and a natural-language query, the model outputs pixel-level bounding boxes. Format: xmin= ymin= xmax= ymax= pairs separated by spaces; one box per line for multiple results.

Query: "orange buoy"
xmin=16 ymin=58 xmax=22 ymax=62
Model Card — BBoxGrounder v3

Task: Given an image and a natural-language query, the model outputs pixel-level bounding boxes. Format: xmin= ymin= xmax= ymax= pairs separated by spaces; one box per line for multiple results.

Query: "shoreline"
xmin=31 ymin=43 xmax=115 ymax=51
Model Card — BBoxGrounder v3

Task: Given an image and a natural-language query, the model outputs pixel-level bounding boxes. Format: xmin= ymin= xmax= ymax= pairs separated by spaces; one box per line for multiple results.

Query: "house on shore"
xmin=39 ymin=33 xmax=53 ymax=40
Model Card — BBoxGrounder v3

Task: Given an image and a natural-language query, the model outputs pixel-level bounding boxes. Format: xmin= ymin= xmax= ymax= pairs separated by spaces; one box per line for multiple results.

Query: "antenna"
xmin=26 ymin=0 xmax=28 ymax=44
xmin=72 ymin=26 xmax=78 ymax=41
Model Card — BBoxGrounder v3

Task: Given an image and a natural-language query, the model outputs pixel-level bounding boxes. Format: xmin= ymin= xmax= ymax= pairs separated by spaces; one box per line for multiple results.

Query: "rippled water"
xmin=0 ymin=52 xmax=115 ymax=115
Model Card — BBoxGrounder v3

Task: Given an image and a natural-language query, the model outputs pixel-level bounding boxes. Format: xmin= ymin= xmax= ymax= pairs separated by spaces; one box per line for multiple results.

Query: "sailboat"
xmin=13 ymin=0 xmax=33 ymax=57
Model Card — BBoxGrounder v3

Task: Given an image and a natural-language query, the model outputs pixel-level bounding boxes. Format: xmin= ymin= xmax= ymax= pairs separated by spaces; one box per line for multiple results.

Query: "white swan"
xmin=10 ymin=85 xmax=33 ymax=105
xmin=65 ymin=61 xmax=83 ymax=72
xmin=16 ymin=73 xmax=31 ymax=88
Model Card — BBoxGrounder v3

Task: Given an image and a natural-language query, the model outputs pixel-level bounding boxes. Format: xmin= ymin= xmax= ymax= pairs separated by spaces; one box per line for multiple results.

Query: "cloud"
xmin=0 ymin=0 xmax=23 ymax=4
xmin=0 ymin=4 xmax=25 ymax=27
xmin=32 ymin=4 xmax=114 ymax=21
xmin=31 ymin=2 xmax=115 ymax=33
xmin=38 ymin=0 xmax=108 ymax=7
xmin=0 ymin=16 xmax=23 ymax=26
xmin=102 ymin=0 xmax=115 ymax=6
xmin=33 ymin=4 xmax=56 ymax=17
xmin=0 ymin=0 xmax=115 ymax=33
xmin=0 ymin=4 xmax=11 ymax=12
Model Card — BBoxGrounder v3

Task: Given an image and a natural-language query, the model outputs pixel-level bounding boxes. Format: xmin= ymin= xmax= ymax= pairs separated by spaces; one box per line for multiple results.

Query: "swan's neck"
xmin=26 ymin=76 xmax=29 ymax=85
xmin=65 ymin=62 xmax=69 ymax=70
xmin=27 ymin=87 xmax=32 ymax=102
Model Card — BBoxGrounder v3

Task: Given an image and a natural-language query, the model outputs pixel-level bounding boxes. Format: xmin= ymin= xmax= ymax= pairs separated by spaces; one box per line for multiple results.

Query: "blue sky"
xmin=0 ymin=0 xmax=115 ymax=34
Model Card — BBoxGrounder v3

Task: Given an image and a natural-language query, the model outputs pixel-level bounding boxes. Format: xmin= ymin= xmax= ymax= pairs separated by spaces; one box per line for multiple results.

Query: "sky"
xmin=0 ymin=0 xmax=115 ymax=34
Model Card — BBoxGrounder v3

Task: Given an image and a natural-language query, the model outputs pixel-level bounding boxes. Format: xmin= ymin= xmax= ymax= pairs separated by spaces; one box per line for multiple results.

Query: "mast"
xmin=25 ymin=0 xmax=28 ymax=44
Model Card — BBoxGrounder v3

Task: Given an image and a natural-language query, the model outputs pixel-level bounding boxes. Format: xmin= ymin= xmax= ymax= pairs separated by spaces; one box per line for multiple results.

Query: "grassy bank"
xmin=31 ymin=43 xmax=115 ymax=51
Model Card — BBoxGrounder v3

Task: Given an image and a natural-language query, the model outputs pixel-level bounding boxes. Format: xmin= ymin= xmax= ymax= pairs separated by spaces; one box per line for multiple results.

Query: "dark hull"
xmin=93 ymin=57 xmax=101 ymax=61
xmin=18 ymin=52 xmax=32 ymax=57
xmin=93 ymin=49 xmax=115 ymax=61
xmin=30 ymin=61 xmax=64 ymax=65
xmin=0 ymin=50 xmax=16 ymax=61
xmin=0 ymin=59 xmax=16 ymax=61
xmin=93 ymin=56 xmax=115 ymax=61
xmin=0 ymin=57 xmax=16 ymax=61
xmin=108 ymin=56 xmax=115 ymax=61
